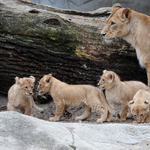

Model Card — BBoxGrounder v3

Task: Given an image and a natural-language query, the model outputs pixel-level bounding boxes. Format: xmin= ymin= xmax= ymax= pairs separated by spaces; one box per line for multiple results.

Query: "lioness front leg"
xmin=75 ymin=105 xmax=91 ymax=121
xmin=118 ymin=105 xmax=128 ymax=121
xmin=49 ymin=100 xmax=64 ymax=121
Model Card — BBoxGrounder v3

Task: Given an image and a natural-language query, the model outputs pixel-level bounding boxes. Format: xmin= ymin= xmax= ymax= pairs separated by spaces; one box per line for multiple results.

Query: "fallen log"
xmin=0 ymin=0 xmax=147 ymax=94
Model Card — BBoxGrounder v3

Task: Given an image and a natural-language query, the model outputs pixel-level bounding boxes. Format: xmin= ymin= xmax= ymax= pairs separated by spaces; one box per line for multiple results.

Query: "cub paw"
xmin=117 ymin=117 xmax=126 ymax=121
xmin=96 ymin=118 xmax=104 ymax=123
xmin=133 ymin=121 xmax=138 ymax=123
xmin=49 ymin=117 xmax=58 ymax=121
xmin=117 ymin=114 xmax=126 ymax=121
xmin=146 ymin=118 xmax=150 ymax=123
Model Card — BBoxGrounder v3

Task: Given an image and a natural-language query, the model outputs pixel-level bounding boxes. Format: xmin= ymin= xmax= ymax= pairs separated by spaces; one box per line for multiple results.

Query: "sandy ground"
xmin=0 ymin=94 xmax=135 ymax=124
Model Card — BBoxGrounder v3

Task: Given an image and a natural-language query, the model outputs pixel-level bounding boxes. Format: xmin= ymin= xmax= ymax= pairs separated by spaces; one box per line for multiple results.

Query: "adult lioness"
xmin=98 ymin=70 xmax=149 ymax=121
xmin=128 ymin=89 xmax=150 ymax=123
xmin=37 ymin=74 xmax=116 ymax=122
xmin=101 ymin=3 xmax=150 ymax=87
xmin=7 ymin=76 xmax=44 ymax=116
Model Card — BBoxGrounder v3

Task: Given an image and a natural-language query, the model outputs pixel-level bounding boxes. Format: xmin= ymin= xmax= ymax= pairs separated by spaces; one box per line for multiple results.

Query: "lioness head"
xmin=101 ymin=3 xmax=131 ymax=42
xmin=15 ymin=76 xmax=35 ymax=97
xmin=37 ymin=74 xmax=52 ymax=96
xmin=98 ymin=70 xmax=117 ymax=90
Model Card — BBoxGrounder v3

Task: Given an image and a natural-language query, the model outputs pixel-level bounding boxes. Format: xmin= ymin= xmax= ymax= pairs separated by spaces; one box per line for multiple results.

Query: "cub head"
xmin=37 ymin=74 xmax=52 ymax=96
xmin=98 ymin=70 xmax=116 ymax=90
xmin=128 ymin=99 xmax=150 ymax=123
xmin=15 ymin=76 xmax=35 ymax=97
xmin=101 ymin=3 xmax=131 ymax=42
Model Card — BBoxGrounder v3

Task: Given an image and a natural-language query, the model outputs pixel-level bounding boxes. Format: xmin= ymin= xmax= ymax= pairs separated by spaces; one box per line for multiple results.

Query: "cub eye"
xmin=102 ymin=79 xmax=105 ymax=82
xmin=134 ymin=115 xmax=136 ymax=117
xmin=31 ymin=86 xmax=33 ymax=89
xmin=39 ymin=84 xmax=42 ymax=87
xmin=25 ymin=86 xmax=28 ymax=89
xmin=110 ymin=21 xmax=115 ymax=26
xmin=140 ymin=114 xmax=143 ymax=117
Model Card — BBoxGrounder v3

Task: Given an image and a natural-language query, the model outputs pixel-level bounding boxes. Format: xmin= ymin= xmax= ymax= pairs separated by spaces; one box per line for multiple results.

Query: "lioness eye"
xmin=102 ymin=79 xmax=105 ymax=82
xmin=25 ymin=86 xmax=28 ymax=89
xmin=111 ymin=22 xmax=115 ymax=26
xmin=140 ymin=114 xmax=143 ymax=117
xmin=134 ymin=115 xmax=136 ymax=117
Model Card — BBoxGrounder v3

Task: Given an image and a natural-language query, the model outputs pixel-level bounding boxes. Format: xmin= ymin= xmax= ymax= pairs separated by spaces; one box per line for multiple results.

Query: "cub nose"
xmin=102 ymin=33 xmax=106 ymax=36
xmin=30 ymin=92 xmax=32 ymax=95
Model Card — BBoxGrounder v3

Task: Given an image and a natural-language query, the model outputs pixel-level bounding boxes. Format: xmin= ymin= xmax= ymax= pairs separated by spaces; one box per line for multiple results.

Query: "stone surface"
xmin=0 ymin=111 xmax=150 ymax=150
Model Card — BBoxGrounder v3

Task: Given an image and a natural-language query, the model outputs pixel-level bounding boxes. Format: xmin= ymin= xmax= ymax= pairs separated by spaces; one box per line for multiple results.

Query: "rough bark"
xmin=0 ymin=0 xmax=147 ymax=95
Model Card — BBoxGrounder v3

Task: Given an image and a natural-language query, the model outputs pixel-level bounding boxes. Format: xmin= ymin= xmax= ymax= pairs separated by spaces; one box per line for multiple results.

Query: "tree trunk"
xmin=0 ymin=0 xmax=147 ymax=95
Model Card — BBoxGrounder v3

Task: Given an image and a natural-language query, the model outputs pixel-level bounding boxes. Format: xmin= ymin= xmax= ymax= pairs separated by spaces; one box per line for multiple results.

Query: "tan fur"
xmin=128 ymin=89 xmax=150 ymax=123
xmin=98 ymin=70 xmax=149 ymax=121
xmin=101 ymin=3 xmax=150 ymax=87
xmin=7 ymin=76 xmax=44 ymax=116
xmin=37 ymin=74 xmax=116 ymax=122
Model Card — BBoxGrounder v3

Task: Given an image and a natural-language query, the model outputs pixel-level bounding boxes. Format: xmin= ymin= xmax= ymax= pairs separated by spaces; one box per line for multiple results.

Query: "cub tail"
xmin=98 ymin=90 xmax=116 ymax=114
xmin=32 ymin=98 xmax=44 ymax=112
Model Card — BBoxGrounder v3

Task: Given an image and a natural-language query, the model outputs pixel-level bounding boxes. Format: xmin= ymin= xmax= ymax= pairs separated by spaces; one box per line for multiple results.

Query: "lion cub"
xmin=7 ymin=76 xmax=44 ymax=116
xmin=98 ymin=70 xmax=149 ymax=121
xmin=37 ymin=74 xmax=116 ymax=122
xmin=128 ymin=89 xmax=150 ymax=123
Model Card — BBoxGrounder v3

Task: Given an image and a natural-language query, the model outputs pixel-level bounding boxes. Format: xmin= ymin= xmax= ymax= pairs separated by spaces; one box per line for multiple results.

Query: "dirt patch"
xmin=0 ymin=94 xmax=135 ymax=124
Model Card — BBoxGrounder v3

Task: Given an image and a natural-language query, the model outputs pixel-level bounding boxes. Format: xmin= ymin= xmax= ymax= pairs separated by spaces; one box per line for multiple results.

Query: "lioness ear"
xmin=144 ymin=100 xmax=149 ymax=105
xmin=106 ymin=3 xmax=122 ymax=22
xmin=111 ymin=3 xmax=122 ymax=12
xmin=128 ymin=100 xmax=134 ymax=106
xmin=15 ymin=77 xmax=22 ymax=85
xmin=29 ymin=76 xmax=35 ymax=83
xmin=118 ymin=8 xmax=131 ymax=23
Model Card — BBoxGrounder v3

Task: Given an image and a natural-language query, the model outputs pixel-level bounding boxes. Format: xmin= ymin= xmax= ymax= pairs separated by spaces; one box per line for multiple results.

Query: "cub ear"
xmin=108 ymin=73 xmax=115 ymax=80
xmin=46 ymin=76 xmax=52 ymax=84
xmin=103 ymin=70 xmax=107 ymax=74
xmin=128 ymin=100 xmax=134 ymax=106
xmin=48 ymin=73 xmax=52 ymax=77
xmin=15 ymin=77 xmax=22 ymax=85
xmin=144 ymin=100 xmax=149 ymax=105
xmin=118 ymin=8 xmax=131 ymax=23
xmin=29 ymin=76 xmax=35 ymax=83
